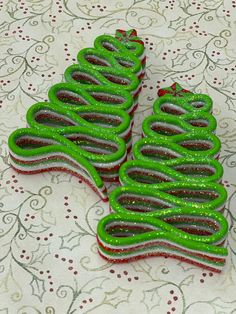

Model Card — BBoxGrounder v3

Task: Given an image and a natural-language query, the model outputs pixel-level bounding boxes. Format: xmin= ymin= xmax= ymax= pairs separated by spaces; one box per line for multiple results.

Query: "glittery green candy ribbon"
xmin=8 ymin=122 xmax=126 ymax=194
xmin=27 ymin=102 xmax=132 ymax=148
xmin=48 ymin=83 xmax=135 ymax=114
xmin=119 ymin=158 xmax=223 ymax=185
xmin=97 ymin=86 xmax=228 ymax=271
xmin=153 ymin=93 xmax=213 ymax=114
xmin=8 ymin=30 xmax=145 ymax=200
xmin=64 ymin=32 xmax=146 ymax=103
xmin=132 ymin=136 xmax=220 ymax=161
xmin=97 ymin=210 xmax=228 ymax=272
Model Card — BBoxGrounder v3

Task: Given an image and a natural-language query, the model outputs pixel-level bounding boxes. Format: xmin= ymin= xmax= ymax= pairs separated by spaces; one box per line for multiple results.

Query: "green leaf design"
xmin=142 ymin=286 xmax=161 ymax=312
xmin=172 ymin=53 xmax=189 ymax=68
xmin=103 ymin=287 xmax=132 ymax=309
xmin=180 ymin=274 xmax=194 ymax=287
xmin=30 ymin=276 xmax=45 ymax=302
xmin=169 ymin=17 xmax=186 ymax=30
xmin=82 ymin=276 xmax=109 ymax=294
xmin=30 ymin=244 xmax=51 ymax=265
xmin=186 ymin=297 xmax=236 ymax=314
xmin=132 ymin=260 xmax=152 ymax=275
xmin=28 ymin=223 xmax=50 ymax=234
xmin=40 ymin=209 xmax=56 ymax=226
xmin=59 ymin=230 xmax=87 ymax=251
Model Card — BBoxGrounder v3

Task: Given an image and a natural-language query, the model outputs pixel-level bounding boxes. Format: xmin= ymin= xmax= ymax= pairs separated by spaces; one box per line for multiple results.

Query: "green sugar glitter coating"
xmin=26 ymin=102 xmax=131 ymax=138
xmin=133 ymin=136 xmax=221 ymax=160
xmin=48 ymin=83 xmax=134 ymax=113
xmin=142 ymin=114 xmax=219 ymax=145
xmin=8 ymin=31 xmax=144 ymax=194
xmin=143 ymin=111 xmax=217 ymax=135
xmin=109 ymin=184 xmax=227 ymax=213
xmin=119 ymin=158 xmax=223 ymax=185
xmin=9 ymin=126 xmax=126 ymax=165
xmin=94 ymin=34 xmax=145 ymax=60
xmin=153 ymin=93 xmax=213 ymax=114
xmin=97 ymin=88 xmax=228 ymax=269
xmin=8 ymin=128 xmax=103 ymax=188
xmin=64 ymin=61 xmax=139 ymax=94
xmin=97 ymin=212 xmax=228 ymax=251
xmin=77 ymin=47 xmax=141 ymax=77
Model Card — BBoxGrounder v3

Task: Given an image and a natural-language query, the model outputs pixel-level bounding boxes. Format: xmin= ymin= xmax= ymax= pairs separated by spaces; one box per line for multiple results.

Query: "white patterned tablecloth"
xmin=0 ymin=1 xmax=236 ymax=313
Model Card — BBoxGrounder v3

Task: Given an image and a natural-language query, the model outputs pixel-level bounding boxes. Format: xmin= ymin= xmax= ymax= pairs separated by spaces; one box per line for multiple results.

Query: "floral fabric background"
xmin=0 ymin=0 xmax=236 ymax=313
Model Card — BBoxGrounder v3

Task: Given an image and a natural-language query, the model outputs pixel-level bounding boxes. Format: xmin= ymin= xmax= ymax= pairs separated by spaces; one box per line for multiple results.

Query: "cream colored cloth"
xmin=0 ymin=1 xmax=236 ymax=313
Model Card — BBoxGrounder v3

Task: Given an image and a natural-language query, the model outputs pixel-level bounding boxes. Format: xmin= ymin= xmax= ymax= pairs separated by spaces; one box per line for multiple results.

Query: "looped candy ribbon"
xmin=109 ymin=183 xmax=227 ymax=213
xmin=119 ymin=158 xmax=223 ymax=185
xmin=97 ymin=209 xmax=228 ymax=272
xmin=26 ymin=101 xmax=132 ymax=151
xmin=8 ymin=125 xmax=126 ymax=200
xmin=97 ymin=86 xmax=228 ymax=271
xmin=153 ymin=93 xmax=213 ymax=114
xmin=133 ymin=135 xmax=221 ymax=160
xmin=8 ymin=30 xmax=145 ymax=200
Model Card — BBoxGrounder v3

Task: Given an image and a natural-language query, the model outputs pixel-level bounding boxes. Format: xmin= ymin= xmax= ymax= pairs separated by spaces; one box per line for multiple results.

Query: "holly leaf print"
xmin=172 ymin=53 xmax=189 ymax=68
xmin=30 ymin=244 xmax=51 ymax=265
xmin=30 ymin=276 xmax=45 ymax=302
xmin=132 ymin=259 xmax=152 ymax=275
xmin=59 ymin=230 xmax=87 ymax=251
xmin=142 ymin=286 xmax=161 ymax=312
xmin=169 ymin=17 xmax=186 ymax=30
xmin=103 ymin=287 xmax=132 ymax=309
xmin=179 ymin=274 xmax=194 ymax=287
xmin=83 ymin=276 xmax=109 ymax=294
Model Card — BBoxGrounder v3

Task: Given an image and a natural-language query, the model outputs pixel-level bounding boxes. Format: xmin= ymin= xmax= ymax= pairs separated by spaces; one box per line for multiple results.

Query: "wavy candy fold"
xmin=8 ymin=30 xmax=145 ymax=201
xmin=97 ymin=91 xmax=228 ymax=272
